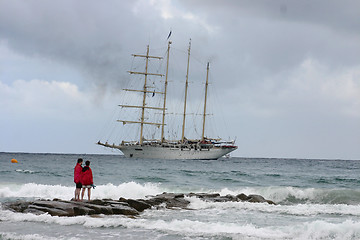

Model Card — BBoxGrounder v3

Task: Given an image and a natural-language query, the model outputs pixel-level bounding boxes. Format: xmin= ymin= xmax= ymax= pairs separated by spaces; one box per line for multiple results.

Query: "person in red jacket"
xmin=81 ymin=160 xmax=94 ymax=201
xmin=74 ymin=158 xmax=83 ymax=201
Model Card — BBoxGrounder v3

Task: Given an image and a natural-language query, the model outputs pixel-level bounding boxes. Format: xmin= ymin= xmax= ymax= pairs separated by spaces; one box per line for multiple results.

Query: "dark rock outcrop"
xmin=3 ymin=199 xmax=139 ymax=217
xmin=2 ymin=192 xmax=276 ymax=217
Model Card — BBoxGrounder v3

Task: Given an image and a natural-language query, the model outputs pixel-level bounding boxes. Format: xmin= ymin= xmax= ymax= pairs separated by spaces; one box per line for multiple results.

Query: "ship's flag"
xmin=167 ymin=30 xmax=172 ymax=40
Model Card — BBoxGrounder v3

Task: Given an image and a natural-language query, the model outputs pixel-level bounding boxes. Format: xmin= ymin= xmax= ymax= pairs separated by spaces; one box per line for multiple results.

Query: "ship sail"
xmin=97 ymin=40 xmax=237 ymax=159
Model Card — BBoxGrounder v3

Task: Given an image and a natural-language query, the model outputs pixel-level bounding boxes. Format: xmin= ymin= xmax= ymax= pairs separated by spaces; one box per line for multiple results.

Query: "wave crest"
xmin=0 ymin=182 xmax=163 ymax=200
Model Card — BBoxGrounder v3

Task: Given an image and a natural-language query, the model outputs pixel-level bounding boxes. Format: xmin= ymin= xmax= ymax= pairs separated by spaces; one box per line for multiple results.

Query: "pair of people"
xmin=74 ymin=158 xmax=94 ymax=201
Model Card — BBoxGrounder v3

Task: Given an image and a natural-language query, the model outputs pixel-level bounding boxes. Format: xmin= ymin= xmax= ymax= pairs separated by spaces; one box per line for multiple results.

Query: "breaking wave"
xmin=1 ymin=182 xmax=360 ymax=205
xmin=0 ymin=182 xmax=163 ymax=201
xmin=215 ymin=186 xmax=360 ymax=205
xmin=0 ymin=210 xmax=359 ymax=240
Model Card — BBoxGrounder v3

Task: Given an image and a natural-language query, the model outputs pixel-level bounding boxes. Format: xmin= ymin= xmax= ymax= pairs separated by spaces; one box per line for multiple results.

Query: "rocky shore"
xmin=3 ymin=192 xmax=276 ymax=217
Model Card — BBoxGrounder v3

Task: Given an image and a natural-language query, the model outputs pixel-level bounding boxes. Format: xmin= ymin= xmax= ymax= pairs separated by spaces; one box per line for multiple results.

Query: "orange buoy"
xmin=11 ymin=158 xmax=18 ymax=163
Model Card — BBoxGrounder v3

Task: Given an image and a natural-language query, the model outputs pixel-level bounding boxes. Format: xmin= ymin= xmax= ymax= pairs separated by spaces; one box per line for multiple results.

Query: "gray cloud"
xmin=1 ymin=0 xmax=359 ymax=158
xmin=0 ymin=1 xmax=156 ymax=91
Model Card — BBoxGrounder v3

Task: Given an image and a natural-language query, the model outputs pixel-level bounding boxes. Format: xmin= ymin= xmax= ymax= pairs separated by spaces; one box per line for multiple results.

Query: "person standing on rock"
xmin=74 ymin=158 xmax=83 ymax=201
xmin=81 ymin=160 xmax=94 ymax=201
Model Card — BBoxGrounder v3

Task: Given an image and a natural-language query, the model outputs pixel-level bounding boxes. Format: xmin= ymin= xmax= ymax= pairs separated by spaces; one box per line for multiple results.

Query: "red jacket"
xmin=81 ymin=166 xmax=93 ymax=185
xmin=74 ymin=163 xmax=82 ymax=183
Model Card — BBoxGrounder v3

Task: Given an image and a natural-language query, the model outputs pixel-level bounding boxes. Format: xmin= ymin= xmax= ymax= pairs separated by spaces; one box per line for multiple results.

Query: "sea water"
xmin=0 ymin=152 xmax=360 ymax=240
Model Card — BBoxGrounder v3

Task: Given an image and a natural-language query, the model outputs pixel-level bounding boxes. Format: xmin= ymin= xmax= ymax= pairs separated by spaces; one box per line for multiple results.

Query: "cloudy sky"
xmin=1 ymin=0 xmax=359 ymax=159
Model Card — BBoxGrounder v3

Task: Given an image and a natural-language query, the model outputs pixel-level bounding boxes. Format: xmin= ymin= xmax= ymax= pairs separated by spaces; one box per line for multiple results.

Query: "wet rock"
xmin=87 ymin=199 xmax=107 ymax=206
xmin=23 ymin=208 xmax=47 ymax=215
xmin=266 ymin=200 xmax=276 ymax=205
xmin=3 ymin=201 xmax=32 ymax=213
xmin=247 ymin=194 xmax=266 ymax=203
xmin=29 ymin=205 xmax=71 ymax=216
xmin=73 ymin=206 xmax=97 ymax=216
xmin=111 ymin=205 xmax=139 ymax=215
xmin=158 ymin=197 xmax=190 ymax=209
xmin=33 ymin=200 xmax=75 ymax=215
xmin=188 ymin=193 xmax=220 ymax=199
xmin=3 ymin=192 xmax=276 ymax=217
xmin=225 ymin=194 xmax=238 ymax=201
xmin=236 ymin=193 xmax=248 ymax=201
xmin=124 ymin=199 xmax=152 ymax=212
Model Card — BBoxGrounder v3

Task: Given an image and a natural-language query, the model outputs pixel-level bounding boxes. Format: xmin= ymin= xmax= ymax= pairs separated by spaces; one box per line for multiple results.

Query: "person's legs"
xmin=81 ymin=188 xmax=85 ymax=201
xmin=87 ymin=188 xmax=91 ymax=201
xmin=75 ymin=188 xmax=78 ymax=200
xmin=75 ymin=183 xmax=82 ymax=201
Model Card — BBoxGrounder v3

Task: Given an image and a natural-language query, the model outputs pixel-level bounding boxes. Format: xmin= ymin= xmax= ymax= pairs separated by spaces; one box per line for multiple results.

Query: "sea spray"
xmin=0 ymin=182 xmax=164 ymax=200
xmin=187 ymin=197 xmax=360 ymax=216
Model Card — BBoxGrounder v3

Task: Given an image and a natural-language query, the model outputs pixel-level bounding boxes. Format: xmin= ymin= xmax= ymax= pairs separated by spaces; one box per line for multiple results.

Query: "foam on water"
xmin=0 ymin=182 xmax=165 ymax=201
xmin=288 ymin=220 xmax=360 ymax=240
xmin=1 ymin=209 xmax=359 ymax=240
xmin=15 ymin=169 xmax=36 ymax=174
xmin=2 ymin=182 xmax=360 ymax=205
xmin=187 ymin=196 xmax=360 ymax=216
xmin=0 ymin=232 xmax=68 ymax=240
xmin=216 ymin=186 xmax=360 ymax=205
xmin=0 ymin=232 xmax=81 ymax=240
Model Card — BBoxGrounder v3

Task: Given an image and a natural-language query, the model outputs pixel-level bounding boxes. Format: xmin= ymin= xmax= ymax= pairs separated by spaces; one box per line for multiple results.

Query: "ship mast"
xmin=139 ymin=45 xmax=150 ymax=144
xmin=201 ymin=62 xmax=210 ymax=141
xmin=181 ymin=39 xmax=191 ymax=143
xmin=118 ymin=46 xmax=164 ymax=145
xmin=161 ymin=41 xmax=171 ymax=143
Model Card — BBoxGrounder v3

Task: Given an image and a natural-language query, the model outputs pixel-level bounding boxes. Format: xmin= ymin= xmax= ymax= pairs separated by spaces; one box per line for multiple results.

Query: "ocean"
xmin=0 ymin=152 xmax=360 ymax=240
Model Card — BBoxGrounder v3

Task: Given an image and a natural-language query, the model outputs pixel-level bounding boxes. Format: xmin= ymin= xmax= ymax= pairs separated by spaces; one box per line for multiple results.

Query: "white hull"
xmin=117 ymin=145 xmax=236 ymax=160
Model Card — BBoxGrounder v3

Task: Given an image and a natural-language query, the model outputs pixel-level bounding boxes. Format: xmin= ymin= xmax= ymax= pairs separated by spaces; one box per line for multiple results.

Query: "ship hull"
xmin=117 ymin=145 xmax=237 ymax=160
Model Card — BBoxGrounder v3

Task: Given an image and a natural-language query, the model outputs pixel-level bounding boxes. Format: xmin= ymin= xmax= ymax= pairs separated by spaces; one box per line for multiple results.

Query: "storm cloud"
xmin=1 ymin=0 xmax=359 ymax=159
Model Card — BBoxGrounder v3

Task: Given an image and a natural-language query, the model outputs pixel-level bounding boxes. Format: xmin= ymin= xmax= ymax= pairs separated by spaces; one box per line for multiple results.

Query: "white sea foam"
xmin=15 ymin=169 xmax=36 ymax=174
xmin=0 ymin=209 xmax=287 ymax=239
xmin=1 ymin=209 xmax=359 ymax=240
xmin=215 ymin=186 xmax=360 ymax=204
xmin=0 ymin=232 xmax=79 ymax=240
xmin=216 ymin=186 xmax=317 ymax=202
xmin=289 ymin=219 xmax=360 ymax=240
xmin=187 ymin=196 xmax=360 ymax=216
xmin=0 ymin=182 xmax=163 ymax=200
xmin=0 ymin=209 xmax=91 ymax=226
xmin=1 ymin=182 xmax=359 ymax=206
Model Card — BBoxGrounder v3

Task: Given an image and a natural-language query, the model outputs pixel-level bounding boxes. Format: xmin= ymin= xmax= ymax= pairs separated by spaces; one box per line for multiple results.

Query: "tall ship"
xmin=97 ymin=40 xmax=237 ymax=159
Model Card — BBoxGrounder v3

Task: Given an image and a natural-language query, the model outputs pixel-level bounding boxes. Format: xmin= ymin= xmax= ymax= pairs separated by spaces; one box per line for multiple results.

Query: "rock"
xmin=23 ymin=208 xmax=47 ymax=215
xmin=33 ymin=200 xmax=75 ymax=215
xmin=87 ymin=199 xmax=107 ymax=206
xmin=28 ymin=205 xmax=70 ymax=216
xmin=236 ymin=193 xmax=248 ymax=201
xmin=88 ymin=204 xmax=113 ymax=215
xmin=73 ymin=206 xmax=97 ymax=216
xmin=154 ymin=192 xmax=185 ymax=200
xmin=210 ymin=196 xmax=230 ymax=202
xmin=3 ymin=192 xmax=276 ymax=217
xmin=225 ymin=194 xmax=238 ymax=201
xmin=161 ymin=197 xmax=190 ymax=209
xmin=247 ymin=194 xmax=266 ymax=203
xmin=266 ymin=200 xmax=276 ymax=205
xmin=143 ymin=193 xmax=190 ymax=209
xmin=188 ymin=193 xmax=220 ymax=199
xmin=125 ymin=199 xmax=151 ymax=212
xmin=3 ymin=201 xmax=32 ymax=213
xmin=111 ymin=205 xmax=139 ymax=216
